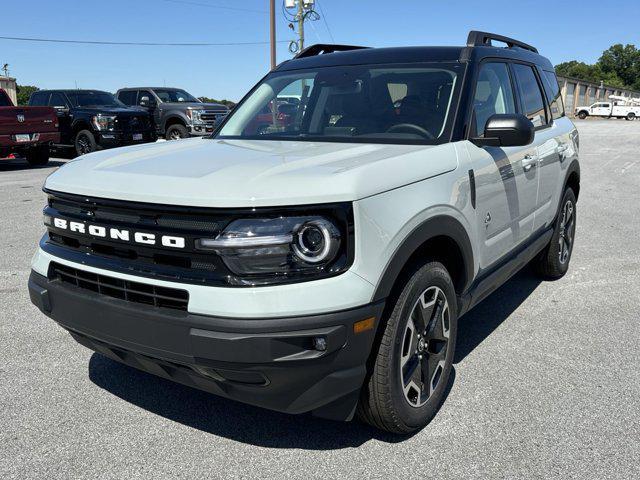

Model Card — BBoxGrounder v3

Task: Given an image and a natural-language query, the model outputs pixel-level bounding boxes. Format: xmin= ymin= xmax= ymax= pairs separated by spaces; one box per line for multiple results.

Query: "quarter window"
xmin=542 ymin=71 xmax=565 ymax=120
xmin=473 ymin=62 xmax=516 ymax=135
xmin=512 ymin=64 xmax=547 ymax=127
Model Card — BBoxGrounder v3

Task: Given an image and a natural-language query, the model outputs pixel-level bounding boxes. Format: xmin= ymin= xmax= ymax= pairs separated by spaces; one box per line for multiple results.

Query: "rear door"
xmin=467 ymin=61 xmax=540 ymax=270
xmin=534 ymin=69 xmax=568 ymax=230
xmin=48 ymin=92 xmax=72 ymax=144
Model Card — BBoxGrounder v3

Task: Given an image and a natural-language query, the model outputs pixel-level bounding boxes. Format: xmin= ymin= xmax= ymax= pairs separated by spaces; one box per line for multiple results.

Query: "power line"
xmin=316 ymin=0 xmax=335 ymax=43
xmin=0 ymin=35 xmax=287 ymax=47
xmin=160 ymin=0 xmax=267 ymax=14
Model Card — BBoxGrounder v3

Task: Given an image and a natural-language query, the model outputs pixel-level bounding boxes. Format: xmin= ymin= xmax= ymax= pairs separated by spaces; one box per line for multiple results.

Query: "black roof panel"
xmin=275 ymin=44 xmax=553 ymax=71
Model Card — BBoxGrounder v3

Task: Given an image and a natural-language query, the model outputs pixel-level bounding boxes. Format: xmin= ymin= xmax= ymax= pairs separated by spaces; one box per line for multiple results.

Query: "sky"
xmin=1 ymin=0 xmax=639 ymax=101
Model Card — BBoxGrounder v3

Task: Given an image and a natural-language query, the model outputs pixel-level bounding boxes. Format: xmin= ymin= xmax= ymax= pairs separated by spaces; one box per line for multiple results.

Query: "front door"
xmin=469 ymin=62 xmax=540 ymax=270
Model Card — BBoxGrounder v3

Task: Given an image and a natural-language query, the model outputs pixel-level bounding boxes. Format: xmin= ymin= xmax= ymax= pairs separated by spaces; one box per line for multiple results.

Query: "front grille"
xmin=49 ymin=262 xmax=189 ymax=311
xmin=200 ymin=109 xmax=228 ymax=123
xmin=44 ymin=191 xmax=231 ymax=285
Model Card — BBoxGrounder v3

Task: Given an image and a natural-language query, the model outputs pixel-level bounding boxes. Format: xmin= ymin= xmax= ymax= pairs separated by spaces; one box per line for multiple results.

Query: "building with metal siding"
xmin=558 ymin=75 xmax=640 ymax=116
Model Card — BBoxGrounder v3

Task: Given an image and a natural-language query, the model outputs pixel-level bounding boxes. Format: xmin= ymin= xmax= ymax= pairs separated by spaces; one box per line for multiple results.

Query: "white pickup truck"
xmin=575 ymin=100 xmax=640 ymax=120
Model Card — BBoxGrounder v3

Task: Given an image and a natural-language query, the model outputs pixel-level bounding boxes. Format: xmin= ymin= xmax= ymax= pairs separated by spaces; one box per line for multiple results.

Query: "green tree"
xmin=597 ymin=44 xmax=640 ymax=88
xmin=16 ymin=85 xmax=39 ymax=105
xmin=198 ymin=97 xmax=236 ymax=108
xmin=556 ymin=43 xmax=640 ymax=90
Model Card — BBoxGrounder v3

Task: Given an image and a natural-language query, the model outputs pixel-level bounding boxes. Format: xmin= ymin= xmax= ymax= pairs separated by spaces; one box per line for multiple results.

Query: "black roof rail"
xmin=294 ymin=44 xmax=370 ymax=59
xmin=466 ymin=31 xmax=538 ymax=54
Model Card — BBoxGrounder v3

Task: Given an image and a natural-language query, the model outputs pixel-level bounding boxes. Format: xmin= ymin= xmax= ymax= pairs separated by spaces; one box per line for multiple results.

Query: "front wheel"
xmin=357 ymin=262 xmax=457 ymax=434
xmin=627 ymin=113 xmax=636 ymax=121
xmin=165 ymin=124 xmax=188 ymax=140
xmin=75 ymin=130 xmax=97 ymax=156
xmin=533 ymin=188 xmax=577 ymax=279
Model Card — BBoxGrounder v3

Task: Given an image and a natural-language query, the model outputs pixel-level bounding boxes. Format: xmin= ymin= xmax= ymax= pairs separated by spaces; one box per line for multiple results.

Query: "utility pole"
xmin=269 ymin=0 xmax=276 ymax=69
xmin=297 ymin=0 xmax=305 ymax=52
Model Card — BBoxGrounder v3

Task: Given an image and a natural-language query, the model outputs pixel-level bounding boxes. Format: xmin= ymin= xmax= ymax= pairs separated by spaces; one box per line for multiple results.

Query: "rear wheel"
xmin=627 ymin=112 xmax=636 ymax=121
xmin=533 ymin=188 xmax=577 ymax=279
xmin=357 ymin=262 xmax=457 ymax=434
xmin=577 ymin=111 xmax=588 ymax=120
xmin=26 ymin=146 xmax=50 ymax=166
xmin=165 ymin=124 xmax=188 ymax=140
xmin=75 ymin=130 xmax=97 ymax=156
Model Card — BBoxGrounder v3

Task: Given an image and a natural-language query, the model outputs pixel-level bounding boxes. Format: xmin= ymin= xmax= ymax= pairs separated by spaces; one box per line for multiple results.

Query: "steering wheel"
xmin=386 ymin=123 xmax=435 ymax=140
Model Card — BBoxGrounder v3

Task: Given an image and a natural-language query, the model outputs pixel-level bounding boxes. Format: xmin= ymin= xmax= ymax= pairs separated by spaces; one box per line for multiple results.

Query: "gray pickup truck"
xmin=116 ymin=87 xmax=229 ymax=140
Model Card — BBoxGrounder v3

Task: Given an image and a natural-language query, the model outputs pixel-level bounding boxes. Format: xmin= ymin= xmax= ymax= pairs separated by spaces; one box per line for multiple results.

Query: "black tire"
xmin=533 ymin=188 xmax=577 ymax=279
xmin=627 ymin=112 xmax=636 ymax=121
xmin=577 ymin=111 xmax=588 ymax=120
xmin=357 ymin=261 xmax=458 ymax=434
xmin=165 ymin=124 xmax=188 ymax=140
xmin=25 ymin=146 xmax=50 ymax=166
xmin=74 ymin=130 xmax=97 ymax=156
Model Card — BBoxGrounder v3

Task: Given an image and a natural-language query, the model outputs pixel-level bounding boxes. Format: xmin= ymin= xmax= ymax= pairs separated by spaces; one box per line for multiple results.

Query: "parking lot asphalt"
xmin=1 ymin=120 xmax=639 ymax=479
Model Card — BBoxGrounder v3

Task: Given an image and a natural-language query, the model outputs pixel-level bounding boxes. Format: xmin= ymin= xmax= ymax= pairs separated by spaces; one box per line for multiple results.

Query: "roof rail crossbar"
xmin=466 ymin=31 xmax=538 ymax=54
xmin=294 ymin=44 xmax=370 ymax=59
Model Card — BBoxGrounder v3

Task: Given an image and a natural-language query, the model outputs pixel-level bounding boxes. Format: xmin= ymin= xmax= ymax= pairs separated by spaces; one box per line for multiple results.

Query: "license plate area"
xmin=15 ymin=134 xmax=31 ymax=143
xmin=133 ymin=133 xmax=143 ymax=141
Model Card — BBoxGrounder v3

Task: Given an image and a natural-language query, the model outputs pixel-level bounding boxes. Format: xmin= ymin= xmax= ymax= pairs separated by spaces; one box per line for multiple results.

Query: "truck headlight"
xmin=187 ymin=109 xmax=204 ymax=124
xmin=91 ymin=114 xmax=117 ymax=131
xmin=195 ymin=213 xmax=350 ymax=283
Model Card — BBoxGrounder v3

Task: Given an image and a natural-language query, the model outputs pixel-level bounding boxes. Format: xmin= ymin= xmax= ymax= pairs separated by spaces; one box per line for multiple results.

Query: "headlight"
xmin=91 ymin=114 xmax=116 ymax=131
xmin=195 ymin=214 xmax=349 ymax=283
xmin=187 ymin=108 xmax=204 ymax=124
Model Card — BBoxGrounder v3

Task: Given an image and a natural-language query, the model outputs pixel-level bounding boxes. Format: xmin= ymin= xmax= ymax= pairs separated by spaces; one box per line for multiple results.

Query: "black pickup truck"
xmin=29 ymin=90 xmax=156 ymax=156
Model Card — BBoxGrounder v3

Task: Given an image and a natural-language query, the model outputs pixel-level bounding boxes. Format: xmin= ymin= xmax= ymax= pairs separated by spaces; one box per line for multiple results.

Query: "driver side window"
xmin=473 ymin=62 xmax=516 ymax=135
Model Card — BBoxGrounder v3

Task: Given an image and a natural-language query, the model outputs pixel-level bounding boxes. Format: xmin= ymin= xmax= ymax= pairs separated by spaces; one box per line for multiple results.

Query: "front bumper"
xmin=97 ymin=130 xmax=156 ymax=148
xmin=28 ymin=270 xmax=384 ymax=420
xmin=188 ymin=124 xmax=215 ymax=136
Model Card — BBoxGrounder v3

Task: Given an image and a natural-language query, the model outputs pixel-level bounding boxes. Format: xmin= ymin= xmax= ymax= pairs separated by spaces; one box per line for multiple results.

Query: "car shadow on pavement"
xmin=454 ymin=268 xmax=542 ymax=364
xmin=88 ymin=268 xmax=540 ymax=449
xmin=0 ymin=159 xmax=66 ymax=171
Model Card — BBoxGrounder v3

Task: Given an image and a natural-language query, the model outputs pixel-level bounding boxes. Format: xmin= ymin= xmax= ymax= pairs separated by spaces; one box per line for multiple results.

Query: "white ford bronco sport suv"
xmin=29 ymin=31 xmax=580 ymax=434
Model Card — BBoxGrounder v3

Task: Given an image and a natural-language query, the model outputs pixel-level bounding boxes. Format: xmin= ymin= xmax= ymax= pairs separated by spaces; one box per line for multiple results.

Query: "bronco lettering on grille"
xmin=51 ymin=217 xmax=186 ymax=249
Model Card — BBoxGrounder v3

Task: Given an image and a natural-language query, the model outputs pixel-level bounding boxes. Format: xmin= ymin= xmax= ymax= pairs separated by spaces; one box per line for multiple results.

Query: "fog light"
xmin=313 ymin=337 xmax=327 ymax=351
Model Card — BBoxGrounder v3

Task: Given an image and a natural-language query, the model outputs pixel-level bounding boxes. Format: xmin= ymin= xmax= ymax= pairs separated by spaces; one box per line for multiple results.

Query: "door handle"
xmin=522 ymin=153 xmax=538 ymax=172
xmin=557 ymin=144 xmax=569 ymax=153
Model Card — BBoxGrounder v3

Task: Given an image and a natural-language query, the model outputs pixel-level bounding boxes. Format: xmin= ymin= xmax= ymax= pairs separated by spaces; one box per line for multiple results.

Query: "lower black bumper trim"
xmin=28 ymin=270 xmax=384 ymax=420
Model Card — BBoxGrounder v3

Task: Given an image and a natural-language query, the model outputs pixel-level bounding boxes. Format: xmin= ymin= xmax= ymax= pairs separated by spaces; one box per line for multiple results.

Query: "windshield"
xmin=216 ymin=63 xmax=462 ymax=144
xmin=155 ymin=89 xmax=199 ymax=103
xmin=67 ymin=91 xmax=124 ymax=107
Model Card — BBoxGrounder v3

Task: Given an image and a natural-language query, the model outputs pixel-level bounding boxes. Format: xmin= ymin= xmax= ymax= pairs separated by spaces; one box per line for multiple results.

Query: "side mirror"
xmin=54 ymin=106 xmax=69 ymax=116
xmin=139 ymin=96 xmax=151 ymax=107
xmin=471 ymin=114 xmax=534 ymax=147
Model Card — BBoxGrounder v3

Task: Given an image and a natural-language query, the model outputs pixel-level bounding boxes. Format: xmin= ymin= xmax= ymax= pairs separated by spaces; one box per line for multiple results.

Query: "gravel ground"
xmin=1 ymin=121 xmax=639 ymax=479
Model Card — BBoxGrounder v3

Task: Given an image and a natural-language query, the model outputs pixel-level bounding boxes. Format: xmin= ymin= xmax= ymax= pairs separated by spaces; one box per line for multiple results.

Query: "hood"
xmin=74 ymin=106 xmax=148 ymax=116
xmin=160 ymin=102 xmax=226 ymax=110
xmin=45 ymin=138 xmax=459 ymax=207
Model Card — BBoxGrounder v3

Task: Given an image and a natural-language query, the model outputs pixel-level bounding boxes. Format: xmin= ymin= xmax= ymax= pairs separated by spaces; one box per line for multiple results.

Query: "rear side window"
xmin=118 ymin=90 xmax=137 ymax=106
xmin=30 ymin=92 xmax=49 ymax=106
xmin=542 ymin=71 xmax=565 ymax=120
xmin=512 ymin=64 xmax=547 ymax=127
xmin=473 ymin=62 xmax=516 ymax=135
xmin=48 ymin=92 xmax=68 ymax=108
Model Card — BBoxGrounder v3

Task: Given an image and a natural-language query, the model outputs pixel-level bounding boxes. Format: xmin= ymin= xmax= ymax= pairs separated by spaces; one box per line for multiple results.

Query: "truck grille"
xmin=44 ymin=191 xmax=231 ymax=285
xmin=49 ymin=262 xmax=189 ymax=311
xmin=199 ymin=108 xmax=228 ymax=123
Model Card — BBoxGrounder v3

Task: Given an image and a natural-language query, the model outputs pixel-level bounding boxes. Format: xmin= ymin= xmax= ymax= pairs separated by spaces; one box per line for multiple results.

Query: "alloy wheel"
xmin=400 ymin=286 xmax=450 ymax=407
xmin=558 ymin=199 xmax=575 ymax=264
xmin=77 ymin=135 xmax=92 ymax=154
